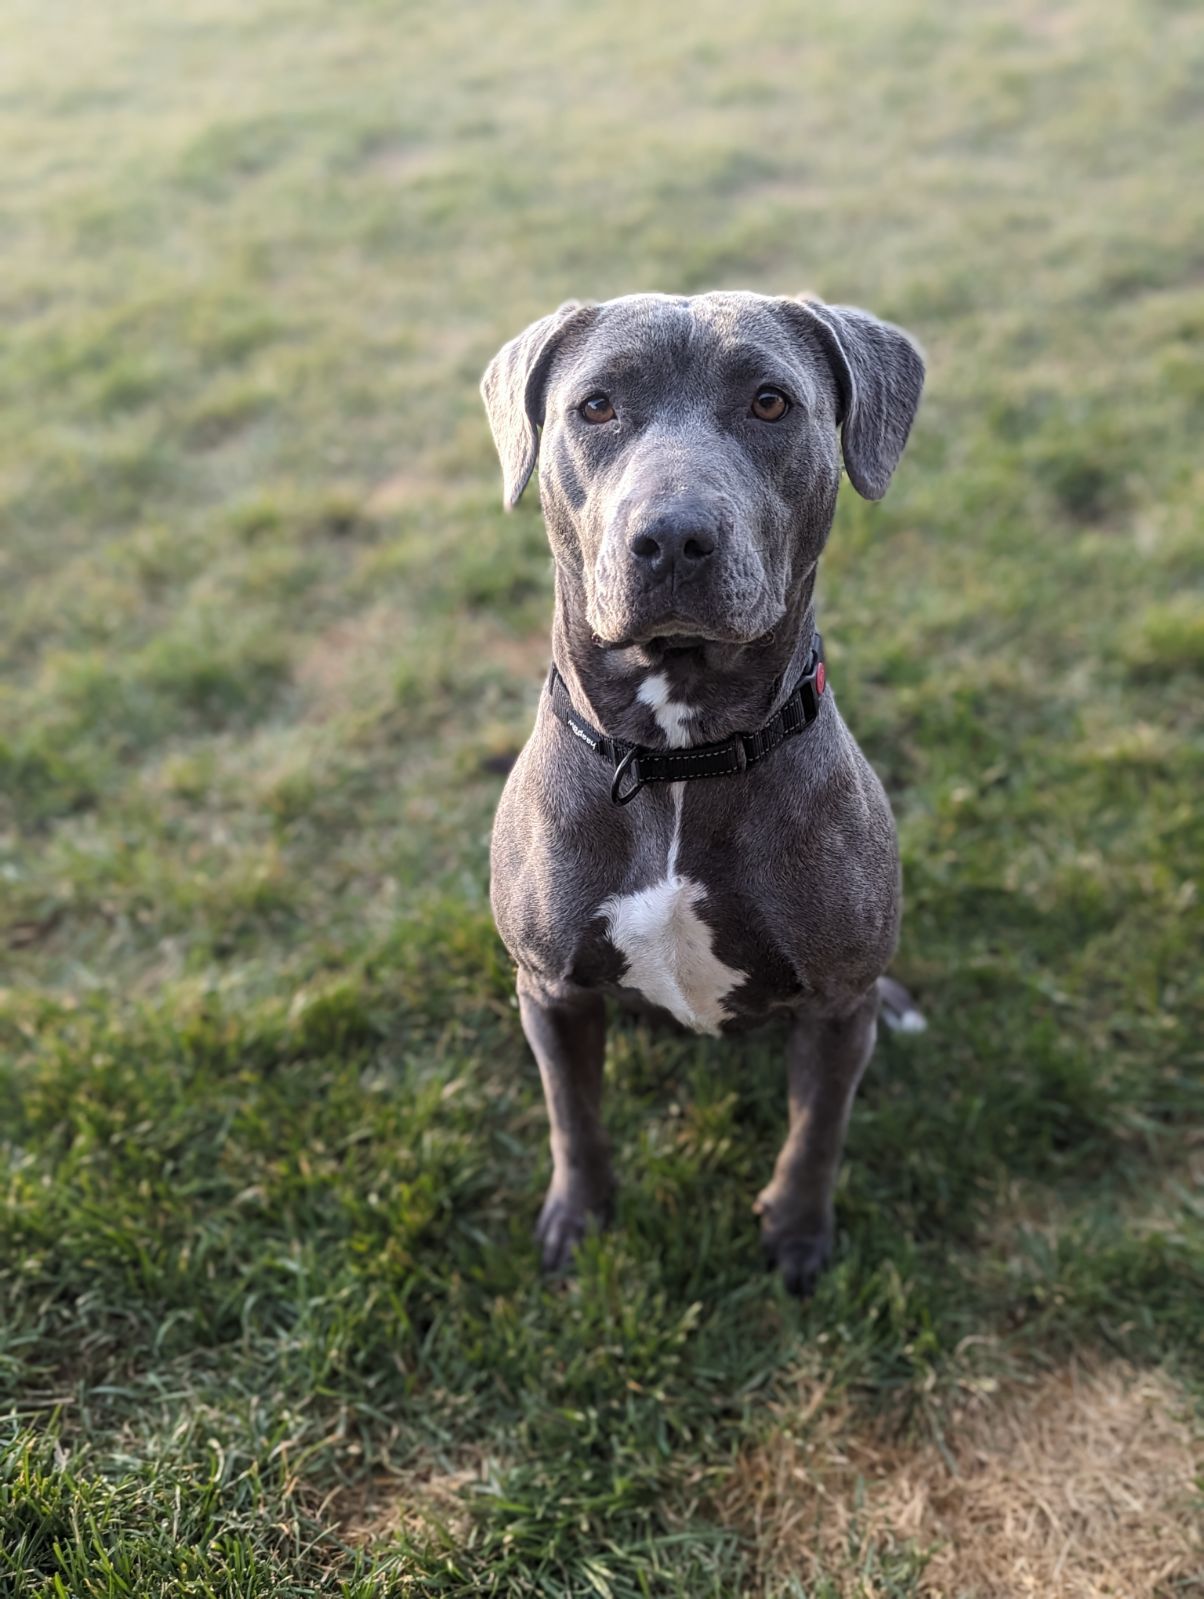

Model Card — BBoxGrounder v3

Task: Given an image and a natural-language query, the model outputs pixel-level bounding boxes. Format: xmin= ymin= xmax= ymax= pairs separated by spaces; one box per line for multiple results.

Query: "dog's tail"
xmin=877 ymin=974 xmax=927 ymax=1034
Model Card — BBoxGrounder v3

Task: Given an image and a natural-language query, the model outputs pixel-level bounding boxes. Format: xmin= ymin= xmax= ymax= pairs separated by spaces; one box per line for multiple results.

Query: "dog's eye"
xmin=751 ymin=387 xmax=790 ymax=422
xmin=580 ymin=393 xmax=616 ymax=425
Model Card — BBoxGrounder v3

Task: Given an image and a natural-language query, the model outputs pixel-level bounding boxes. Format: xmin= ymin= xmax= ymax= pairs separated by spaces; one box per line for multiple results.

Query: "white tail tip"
xmin=877 ymin=975 xmax=928 ymax=1034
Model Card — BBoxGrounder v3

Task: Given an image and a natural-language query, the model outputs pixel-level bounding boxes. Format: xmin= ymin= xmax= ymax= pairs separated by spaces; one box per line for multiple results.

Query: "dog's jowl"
xmin=480 ymin=292 xmax=925 ymax=1296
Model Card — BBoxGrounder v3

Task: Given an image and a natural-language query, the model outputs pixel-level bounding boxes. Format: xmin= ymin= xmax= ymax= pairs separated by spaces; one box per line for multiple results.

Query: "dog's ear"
xmin=480 ymin=301 xmax=595 ymax=509
xmin=784 ymin=298 xmax=925 ymax=500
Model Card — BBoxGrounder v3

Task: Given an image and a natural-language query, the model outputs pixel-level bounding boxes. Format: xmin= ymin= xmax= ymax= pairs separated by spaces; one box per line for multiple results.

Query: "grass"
xmin=1 ymin=0 xmax=1202 ymax=1593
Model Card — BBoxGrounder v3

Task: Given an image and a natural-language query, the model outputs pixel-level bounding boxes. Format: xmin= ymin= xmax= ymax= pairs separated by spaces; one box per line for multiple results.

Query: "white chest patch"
xmin=598 ymin=673 xmax=747 ymax=1035
xmin=601 ymin=872 xmax=745 ymax=1035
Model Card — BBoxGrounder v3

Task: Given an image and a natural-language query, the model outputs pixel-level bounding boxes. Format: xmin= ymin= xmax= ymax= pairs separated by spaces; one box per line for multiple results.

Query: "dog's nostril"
xmin=629 ymin=512 xmax=720 ymax=574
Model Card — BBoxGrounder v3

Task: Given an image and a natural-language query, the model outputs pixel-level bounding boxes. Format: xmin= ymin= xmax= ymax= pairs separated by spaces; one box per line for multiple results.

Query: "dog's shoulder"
xmin=737 ymin=701 xmax=902 ymax=1004
xmin=489 ymin=710 xmax=641 ymax=985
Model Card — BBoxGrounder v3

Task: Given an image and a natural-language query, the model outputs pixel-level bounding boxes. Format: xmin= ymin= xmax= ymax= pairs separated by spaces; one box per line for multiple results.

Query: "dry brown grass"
xmin=322 ymin=1450 xmax=491 ymax=1549
xmin=362 ymin=470 xmax=443 ymax=517
xmin=294 ymin=603 xmax=409 ymax=721
xmin=720 ymin=1361 xmax=1203 ymax=1599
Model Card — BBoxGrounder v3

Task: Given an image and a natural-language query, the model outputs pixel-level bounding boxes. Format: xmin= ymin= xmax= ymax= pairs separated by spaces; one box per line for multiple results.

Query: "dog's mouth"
xmin=589 ymin=586 xmax=787 ymax=658
xmin=593 ymin=628 xmax=720 ymax=665
xmin=647 ymin=632 xmax=709 ymax=656
xmin=595 ymin=619 xmax=777 ymax=656
xmin=594 ymin=627 xmax=778 ymax=672
xmin=609 ymin=634 xmax=705 ymax=669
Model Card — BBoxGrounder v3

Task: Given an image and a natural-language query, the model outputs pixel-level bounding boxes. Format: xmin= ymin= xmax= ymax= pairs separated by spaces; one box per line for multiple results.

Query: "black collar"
xmin=547 ymin=633 xmax=826 ymax=805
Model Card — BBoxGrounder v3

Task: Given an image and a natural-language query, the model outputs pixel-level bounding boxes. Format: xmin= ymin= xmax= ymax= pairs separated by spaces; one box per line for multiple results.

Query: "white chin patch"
xmin=601 ymin=874 xmax=744 ymax=1035
xmin=635 ymin=673 xmax=694 ymax=748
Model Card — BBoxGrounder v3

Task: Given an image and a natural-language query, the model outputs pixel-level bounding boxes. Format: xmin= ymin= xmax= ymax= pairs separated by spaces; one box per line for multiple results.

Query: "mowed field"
xmin=1 ymin=1 xmax=1202 ymax=1594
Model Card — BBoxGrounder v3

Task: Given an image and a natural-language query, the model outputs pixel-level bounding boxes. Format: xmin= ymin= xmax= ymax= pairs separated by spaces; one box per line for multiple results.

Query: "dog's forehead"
xmin=563 ymin=291 xmax=797 ymax=379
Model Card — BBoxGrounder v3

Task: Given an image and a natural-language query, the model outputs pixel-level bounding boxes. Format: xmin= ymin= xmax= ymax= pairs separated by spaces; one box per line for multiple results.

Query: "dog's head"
xmin=481 ymin=292 xmax=923 ymax=655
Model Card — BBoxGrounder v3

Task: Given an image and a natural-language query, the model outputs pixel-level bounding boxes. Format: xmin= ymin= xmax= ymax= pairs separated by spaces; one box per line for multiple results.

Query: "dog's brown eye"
xmin=580 ymin=393 xmax=616 ymax=425
xmin=751 ymin=387 xmax=790 ymax=422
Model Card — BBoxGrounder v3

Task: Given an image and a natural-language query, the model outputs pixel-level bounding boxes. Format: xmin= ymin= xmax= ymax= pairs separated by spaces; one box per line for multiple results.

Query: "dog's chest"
xmin=594 ymin=674 xmax=756 ymax=1035
xmin=599 ymin=862 xmax=745 ymax=1035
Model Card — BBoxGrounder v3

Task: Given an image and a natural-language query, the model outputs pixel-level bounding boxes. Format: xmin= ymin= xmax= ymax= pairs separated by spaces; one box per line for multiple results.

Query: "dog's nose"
xmin=628 ymin=509 xmax=718 ymax=582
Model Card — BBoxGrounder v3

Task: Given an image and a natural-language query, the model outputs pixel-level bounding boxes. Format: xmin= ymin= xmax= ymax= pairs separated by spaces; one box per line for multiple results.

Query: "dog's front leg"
xmin=518 ymin=972 xmax=613 ymax=1273
xmin=755 ymin=988 xmax=879 ymax=1297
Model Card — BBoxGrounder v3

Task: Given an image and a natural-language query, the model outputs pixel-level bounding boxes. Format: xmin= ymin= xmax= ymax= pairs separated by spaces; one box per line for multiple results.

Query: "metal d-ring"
xmin=610 ymin=746 xmax=644 ymax=805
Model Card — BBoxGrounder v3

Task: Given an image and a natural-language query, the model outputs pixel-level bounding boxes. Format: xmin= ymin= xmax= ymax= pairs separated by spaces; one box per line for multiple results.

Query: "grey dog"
xmin=480 ymin=291 xmax=925 ymax=1296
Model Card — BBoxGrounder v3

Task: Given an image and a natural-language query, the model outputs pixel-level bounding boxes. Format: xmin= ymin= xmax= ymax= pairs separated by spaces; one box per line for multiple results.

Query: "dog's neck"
xmin=549 ymin=565 xmax=819 ymax=750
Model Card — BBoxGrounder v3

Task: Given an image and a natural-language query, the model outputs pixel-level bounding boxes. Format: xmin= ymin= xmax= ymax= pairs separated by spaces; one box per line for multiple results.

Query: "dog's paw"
xmin=534 ymin=1182 xmax=613 ymax=1274
xmin=763 ymin=1228 xmax=833 ymax=1298
xmin=755 ymin=1195 xmax=833 ymax=1298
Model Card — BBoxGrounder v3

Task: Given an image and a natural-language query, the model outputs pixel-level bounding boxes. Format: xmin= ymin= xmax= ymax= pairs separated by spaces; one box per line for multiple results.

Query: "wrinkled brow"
xmin=562 ymin=348 xmax=664 ymax=387
xmin=560 ymin=333 xmax=800 ymax=394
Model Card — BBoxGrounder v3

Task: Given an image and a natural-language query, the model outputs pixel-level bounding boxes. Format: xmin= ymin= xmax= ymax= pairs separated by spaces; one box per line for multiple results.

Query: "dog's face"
xmin=482 ymin=292 xmax=923 ymax=655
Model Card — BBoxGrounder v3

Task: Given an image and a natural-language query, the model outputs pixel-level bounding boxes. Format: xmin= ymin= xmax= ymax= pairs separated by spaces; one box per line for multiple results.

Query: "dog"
xmin=480 ymin=292 xmax=925 ymax=1296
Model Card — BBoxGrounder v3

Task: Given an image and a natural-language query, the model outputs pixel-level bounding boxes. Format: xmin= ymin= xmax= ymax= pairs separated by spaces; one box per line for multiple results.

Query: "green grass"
xmin=1 ymin=1 xmax=1202 ymax=1593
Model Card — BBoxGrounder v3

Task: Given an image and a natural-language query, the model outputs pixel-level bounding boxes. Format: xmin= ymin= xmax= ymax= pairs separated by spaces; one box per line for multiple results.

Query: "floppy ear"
xmin=785 ymin=298 xmax=925 ymax=500
xmin=480 ymin=301 xmax=595 ymax=509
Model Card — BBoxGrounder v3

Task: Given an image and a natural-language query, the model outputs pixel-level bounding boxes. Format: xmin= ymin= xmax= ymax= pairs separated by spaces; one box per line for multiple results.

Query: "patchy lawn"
xmin=1 ymin=0 xmax=1201 ymax=1593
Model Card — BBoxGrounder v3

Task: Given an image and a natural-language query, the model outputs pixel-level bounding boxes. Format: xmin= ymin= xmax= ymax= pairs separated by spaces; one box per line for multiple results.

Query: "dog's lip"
xmin=595 ymin=621 xmax=771 ymax=650
xmin=650 ymin=631 xmax=708 ymax=650
xmin=598 ymin=623 xmax=729 ymax=649
xmin=595 ymin=620 xmax=736 ymax=648
xmin=591 ymin=597 xmax=787 ymax=651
